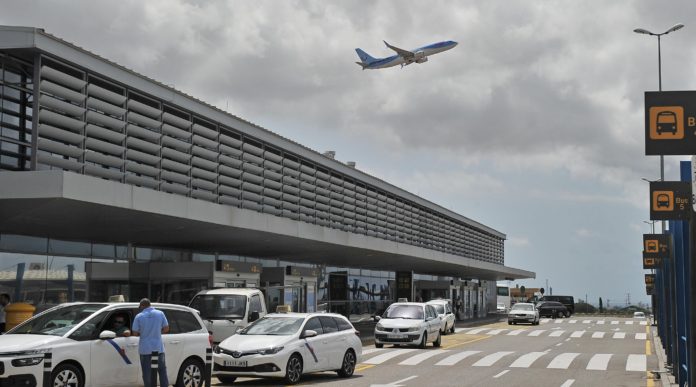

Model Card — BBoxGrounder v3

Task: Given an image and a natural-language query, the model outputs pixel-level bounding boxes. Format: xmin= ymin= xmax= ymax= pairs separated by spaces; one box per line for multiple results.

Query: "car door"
xmin=425 ymin=306 xmax=439 ymax=339
xmin=319 ymin=316 xmax=344 ymax=369
xmin=76 ymin=310 xmax=140 ymax=386
xmin=160 ymin=308 xmax=189 ymax=378
xmin=301 ymin=317 xmax=327 ymax=371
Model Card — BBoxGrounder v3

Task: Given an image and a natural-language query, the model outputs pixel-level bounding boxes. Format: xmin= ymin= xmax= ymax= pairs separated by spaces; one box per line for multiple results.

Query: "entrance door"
xmin=264 ymin=285 xmax=304 ymax=313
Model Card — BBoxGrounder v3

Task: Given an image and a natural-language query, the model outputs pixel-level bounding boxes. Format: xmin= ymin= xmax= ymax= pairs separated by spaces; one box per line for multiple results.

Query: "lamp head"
xmin=666 ymin=23 xmax=685 ymax=34
xmin=633 ymin=28 xmax=653 ymax=35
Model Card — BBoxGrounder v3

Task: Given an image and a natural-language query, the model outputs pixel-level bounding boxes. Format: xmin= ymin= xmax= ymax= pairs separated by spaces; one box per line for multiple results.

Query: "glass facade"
xmin=0 ymin=53 xmax=33 ymax=171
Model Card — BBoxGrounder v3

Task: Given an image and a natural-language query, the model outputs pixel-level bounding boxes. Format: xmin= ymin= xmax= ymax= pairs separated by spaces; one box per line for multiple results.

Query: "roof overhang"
xmin=0 ymin=171 xmax=534 ymax=281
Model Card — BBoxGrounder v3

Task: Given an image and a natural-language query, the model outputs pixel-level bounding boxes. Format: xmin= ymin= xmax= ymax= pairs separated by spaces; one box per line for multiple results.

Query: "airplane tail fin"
xmin=355 ymin=48 xmax=377 ymax=65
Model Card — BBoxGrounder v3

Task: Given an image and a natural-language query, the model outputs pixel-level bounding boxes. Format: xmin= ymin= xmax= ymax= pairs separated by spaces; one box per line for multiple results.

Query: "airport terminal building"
xmin=0 ymin=26 xmax=533 ymax=319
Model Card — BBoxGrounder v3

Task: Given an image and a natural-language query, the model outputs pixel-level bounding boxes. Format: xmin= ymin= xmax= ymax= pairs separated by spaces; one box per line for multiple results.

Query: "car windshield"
xmin=8 ymin=303 xmax=107 ymax=337
xmin=384 ymin=305 xmax=424 ymax=319
xmin=189 ymin=294 xmax=247 ymax=319
xmin=239 ymin=316 xmax=304 ymax=336
xmin=511 ymin=304 xmax=533 ymax=311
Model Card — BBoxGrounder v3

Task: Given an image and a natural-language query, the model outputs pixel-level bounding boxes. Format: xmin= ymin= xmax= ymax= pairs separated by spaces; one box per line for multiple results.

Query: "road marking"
xmin=466 ymin=328 xmax=488 ymax=335
xmin=625 ymin=321 xmax=634 ymax=325
xmin=554 ymin=319 xmax=564 ymax=324
xmin=356 ymin=364 xmax=375 ymax=372
xmin=555 ymin=343 xmax=562 ymax=347
xmin=635 ymin=333 xmax=647 ymax=340
xmin=509 ymin=351 xmax=546 ymax=368
xmin=486 ymin=329 xmax=506 ymax=335
xmin=399 ymin=349 xmax=449 ymax=365
xmin=528 ymin=330 xmax=546 ymax=337
xmin=626 ymin=354 xmax=646 ymax=371
xmin=435 ymin=350 xmax=481 ymax=366
xmin=612 ymin=332 xmax=626 ymax=339
xmin=493 ymin=370 xmax=509 ymax=378
xmin=547 ymin=353 xmax=580 ymax=369
xmin=591 ymin=332 xmax=605 ymax=339
xmin=363 ymin=348 xmax=386 ymax=355
xmin=442 ymin=335 xmax=491 ymax=350
xmin=568 ymin=319 xmax=577 ymax=324
xmin=611 ymin=321 xmax=619 ymax=325
xmin=507 ymin=329 xmax=525 ymax=336
xmin=640 ymin=321 xmax=648 ymax=326
xmin=364 ymin=349 xmax=418 ymax=364
xmin=582 ymin=320 xmax=592 ymax=324
xmin=540 ymin=319 xmax=551 ymax=323
xmin=586 ymin=354 xmax=612 ymax=370
xmin=570 ymin=331 xmax=585 ymax=338
xmin=472 ymin=351 xmax=514 ymax=367
xmin=597 ymin=320 xmax=605 ymax=325
xmin=645 ymin=326 xmax=652 ymax=355
xmin=549 ymin=330 xmax=565 ymax=337
xmin=560 ymin=379 xmax=575 ymax=387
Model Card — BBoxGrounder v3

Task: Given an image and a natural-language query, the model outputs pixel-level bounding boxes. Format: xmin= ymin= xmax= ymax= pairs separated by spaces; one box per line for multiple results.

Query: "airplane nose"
xmin=451 ymin=41 xmax=458 ymax=46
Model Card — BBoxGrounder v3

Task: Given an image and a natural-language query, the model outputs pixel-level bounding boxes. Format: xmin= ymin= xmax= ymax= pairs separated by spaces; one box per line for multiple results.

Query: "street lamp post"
xmin=635 ymin=23 xmax=685 ymax=384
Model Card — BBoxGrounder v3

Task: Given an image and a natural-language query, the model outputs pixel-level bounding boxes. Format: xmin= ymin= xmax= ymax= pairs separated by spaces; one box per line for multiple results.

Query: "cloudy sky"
xmin=5 ymin=0 xmax=696 ymax=306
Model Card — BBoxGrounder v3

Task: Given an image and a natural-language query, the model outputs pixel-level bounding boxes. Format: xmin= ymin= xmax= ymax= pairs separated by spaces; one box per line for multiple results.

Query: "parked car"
xmin=633 ymin=311 xmax=646 ymax=319
xmin=0 ymin=302 xmax=211 ymax=387
xmin=374 ymin=302 xmax=441 ymax=349
xmin=536 ymin=301 xmax=569 ymax=318
xmin=212 ymin=312 xmax=361 ymax=385
xmin=426 ymin=299 xmax=456 ymax=334
xmin=507 ymin=302 xmax=539 ymax=325
xmin=538 ymin=295 xmax=575 ymax=315
xmin=496 ymin=302 xmax=508 ymax=313
xmin=188 ymin=288 xmax=267 ymax=343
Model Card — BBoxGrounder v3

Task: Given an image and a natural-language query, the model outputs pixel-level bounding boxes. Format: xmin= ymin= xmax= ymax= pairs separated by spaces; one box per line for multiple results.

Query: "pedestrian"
xmin=0 ymin=293 xmax=10 ymax=334
xmin=132 ymin=298 xmax=169 ymax=387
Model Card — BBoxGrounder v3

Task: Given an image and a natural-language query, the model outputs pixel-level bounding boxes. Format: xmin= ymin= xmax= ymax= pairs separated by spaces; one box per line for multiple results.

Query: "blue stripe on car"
xmin=106 ymin=339 xmax=132 ymax=365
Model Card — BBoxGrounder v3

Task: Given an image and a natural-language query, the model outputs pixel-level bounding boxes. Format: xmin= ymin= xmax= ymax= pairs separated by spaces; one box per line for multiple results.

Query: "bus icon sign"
xmin=650 ymin=106 xmax=684 ymax=139
xmin=652 ymin=190 xmax=673 ymax=211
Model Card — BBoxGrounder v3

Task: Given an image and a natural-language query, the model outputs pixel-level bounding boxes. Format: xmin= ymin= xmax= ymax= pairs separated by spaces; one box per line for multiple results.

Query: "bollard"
xmin=204 ymin=347 xmax=212 ymax=387
xmin=42 ymin=352 xmax=52 ymax=387
xmin=150 ymin=351 xmax=158 ymax=386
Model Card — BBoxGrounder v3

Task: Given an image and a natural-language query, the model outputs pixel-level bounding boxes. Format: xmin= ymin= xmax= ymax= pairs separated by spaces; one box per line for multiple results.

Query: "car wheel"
xmin=176 ymin=357 xmax=204 ymax=387
xmin=564 ymin=311 xmax=570 ymax=318
xmin=285 ymin=353 xmax=303 ymax=385
xmin=433 ymin=331 xmax=441 ymax=347
xmin=337 ymin=349 xmax=356 ymax=378
xmin=375 ymin=343 xmax=383 ymax=348
xmin=419 ymin=332 xmax=428 ymax=349
xmin=216 ymin=375 xmax=237 ymax=385
xmin=507 ymin=321 xmax=512 ymax=325
xmin=51 ymin=362 xmax=84 ymax=387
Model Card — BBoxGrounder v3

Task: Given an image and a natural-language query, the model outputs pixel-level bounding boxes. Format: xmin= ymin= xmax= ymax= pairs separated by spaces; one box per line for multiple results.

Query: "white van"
xmin=189 ymin=288 xmax=267 ymax=343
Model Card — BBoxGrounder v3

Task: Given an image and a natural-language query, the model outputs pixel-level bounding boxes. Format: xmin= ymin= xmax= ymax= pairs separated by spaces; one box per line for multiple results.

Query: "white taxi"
xmin=374 ymin=302 xmax=442 ymax=348
xmin=212 ymin=312 xmax=362 ymax=385
xmin=0 ymin=302 xmax=212 ymax=387
xmin=426 ymin=299 xmax=456 ymax=335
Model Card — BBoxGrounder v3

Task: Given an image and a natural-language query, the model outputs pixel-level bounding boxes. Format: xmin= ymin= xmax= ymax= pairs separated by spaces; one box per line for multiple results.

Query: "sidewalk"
xmin=651 ymin=326 xmax=677 ymax=387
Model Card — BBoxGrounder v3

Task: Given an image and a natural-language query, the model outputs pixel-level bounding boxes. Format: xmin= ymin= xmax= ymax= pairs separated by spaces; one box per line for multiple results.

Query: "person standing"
xmin=132 ymin=298 xmax=169 ymax=387
xmin=0 ymin=293 xmax=10 ymax=334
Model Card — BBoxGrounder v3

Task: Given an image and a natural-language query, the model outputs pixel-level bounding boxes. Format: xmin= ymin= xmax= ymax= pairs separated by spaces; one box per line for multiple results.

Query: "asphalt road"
xmin=219 ymin=316 xmax=658 ymax=387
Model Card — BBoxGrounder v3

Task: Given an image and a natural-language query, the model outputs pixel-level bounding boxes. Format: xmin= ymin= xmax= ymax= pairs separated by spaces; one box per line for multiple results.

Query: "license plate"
xmin=388 ymin=334 xmax=405 ymax=339
xmin=224 ymin=359 xmax=247 ymax=367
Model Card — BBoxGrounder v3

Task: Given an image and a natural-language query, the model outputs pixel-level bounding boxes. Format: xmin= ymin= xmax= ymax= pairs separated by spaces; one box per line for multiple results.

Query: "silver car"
xmin=507 ymin=302 xmax=540 ymax=325
xmin=426 ymin=299 xmax=456 ymax=335
xmin=374 ymin=302 xmax=441 ymax=348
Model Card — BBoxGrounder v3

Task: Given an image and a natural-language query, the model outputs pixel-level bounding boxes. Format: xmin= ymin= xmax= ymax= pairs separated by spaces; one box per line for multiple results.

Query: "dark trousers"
xmin=140 ymin=352 xmax=168 ymax=387
xmin=0 ymin=322 xmax=5 ymax=334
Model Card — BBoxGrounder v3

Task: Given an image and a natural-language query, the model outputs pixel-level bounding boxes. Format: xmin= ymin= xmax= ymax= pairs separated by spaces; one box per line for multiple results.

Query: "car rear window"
xmin=163 ymin=309 xmax=202 ymax=334
xmin=319 ymin=316 xmax=338 ymax=333
xmin=334 ymin=317 xmax=353 ymax=331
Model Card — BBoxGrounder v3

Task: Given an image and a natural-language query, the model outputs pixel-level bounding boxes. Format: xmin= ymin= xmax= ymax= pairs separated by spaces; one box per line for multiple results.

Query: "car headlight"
xmin=375 ymin=323 xmax=384 ymax=330
xmin=213 ymin=345 xmax=220 ymax=354
xmin=407 ymin=327 xmax=420 ymax=332
xmin=0 ymin=348 xmax=50 ymax=357
xmin=258 ymin=346 xmax=284 ymax=355
xmin=12 ymin=357 xmax=44 ymax=367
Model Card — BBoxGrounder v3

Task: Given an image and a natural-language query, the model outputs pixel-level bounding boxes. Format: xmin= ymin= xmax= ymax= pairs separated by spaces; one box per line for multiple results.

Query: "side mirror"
xmin=249 ymin=311 xmax=260 ymax=323
xmin=425 ymin=316 xmax=433 ymax=322
xmin=374 ymin=316 xmax=381 ymax=322
xmin=99 ymin=330 xmax=117 ymax=340
xmin=300 ymin=329 xmax=318 ymax=339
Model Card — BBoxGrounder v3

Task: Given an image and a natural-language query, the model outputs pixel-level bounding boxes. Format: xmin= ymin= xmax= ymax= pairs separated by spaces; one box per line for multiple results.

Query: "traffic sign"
xmin=645 ymin=274 xmax=655 ymax=285
xmin=643 ymin=257 xmax=662 ymax=269
xmin=649 ymin=181 xmax=692 ymax=220
xmin=645 ymin=91 xmax=696 ymax=155
xmin=642 ymin=234 xmax=671 ymax=259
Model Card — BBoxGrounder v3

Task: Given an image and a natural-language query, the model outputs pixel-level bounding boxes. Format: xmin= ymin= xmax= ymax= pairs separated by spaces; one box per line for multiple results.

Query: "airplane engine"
xmin=416 ymin=57 xmax=428 ymax=64
xmin=414 ymin=50 xmax=426 ymax=60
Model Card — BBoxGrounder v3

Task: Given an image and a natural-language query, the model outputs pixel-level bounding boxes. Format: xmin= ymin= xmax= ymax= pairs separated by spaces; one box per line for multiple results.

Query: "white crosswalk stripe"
xmin=582 ymin=320 xmax=592 ymax=324
xmin=466 ymin=328 xmax=488 ymax=335
xmin=486 ymin=329 xmax=506 ymax=335
xmin=507 ymin=329 xmax=525 ymax=336
xmin=364 ymin=348 xmax=418 ymax=364
xmin=640 ymin=321 xmax=648 ymax=325
xmin=570 ymin=330 xmax=585 ymax=338
xmin=509 ymin=351 xmax=546 ymax=368
xmin=547 ymin=353 xmax=580 ymax=369
xmin=568 ymin=319 xmax=577 ymax=324
xmin=587 ymin=354 xmax=612 ymax=370
xmin=540 ymin=319 xmax=551 ymax=323
xmin=635 ymin=333 xmax=647 ymax=340
xmin=399 ymin=349 xmax=450 ymax=365
xmin=528 ymin=330 xmax=546 ymax=337
xmin=362 ymin=348 xmax=386 ymax=355
xmin=549 ymin=330 xmax=565 ymax=337
xmin=591 ymin=332 xmax=605 ymax=339
xmin=612 ymin=332 xmax=626 ymax=339
xmin=611 ymin=321 xmax=619 ymax=325
xmin=597 ymin=320 xmax=605 ymax=325
xmin=435 ymin=350 xmax=480 ymax=366
xmin=625 ymin=321 xmax=634 ymax=325
xmin=472 ymin=351 xmax=514 ymax=367
xmin=626 ymin=354 xmax=647 ymax=371
xmin=554 ymin=319 xmax=564 ymax=324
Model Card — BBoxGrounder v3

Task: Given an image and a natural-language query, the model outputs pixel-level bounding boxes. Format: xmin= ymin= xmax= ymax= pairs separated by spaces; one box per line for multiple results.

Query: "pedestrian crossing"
xmin=361 ymin=348 xmax=648 ymax=372
xmin=455 ymin=327 xmax=648 ymax=340
xmin=540 ymin=319 xmax=647 ymax=325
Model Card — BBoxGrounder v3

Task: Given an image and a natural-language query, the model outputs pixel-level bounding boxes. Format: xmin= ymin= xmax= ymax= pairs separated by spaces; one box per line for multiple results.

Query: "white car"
xmin=507 ymin=302 xmax=540 ymax=325
xmin=374 ymin=302 xmax=442 ymax=348
xmin=0 ymin=302 xmax=211 ymax=387
xmin=496 ymin=302 xmax=507 ymax=313
xmin=633 ymin=311 xmax=646 ymax=319
xmin=426 ymin=299 xmax=456 ymax=334
xmin=213 ymin=312 xmax=362 ymax=385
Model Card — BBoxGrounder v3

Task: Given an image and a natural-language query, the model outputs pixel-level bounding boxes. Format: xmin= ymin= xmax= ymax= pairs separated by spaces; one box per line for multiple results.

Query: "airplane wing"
xmin=383 ymin=41 xmax=415 ymax=59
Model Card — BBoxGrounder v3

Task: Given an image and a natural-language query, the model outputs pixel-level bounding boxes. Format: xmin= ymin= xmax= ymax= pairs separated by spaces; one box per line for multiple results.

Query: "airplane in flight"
xmin=355 ymin=40 xmax=458 ymax=70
